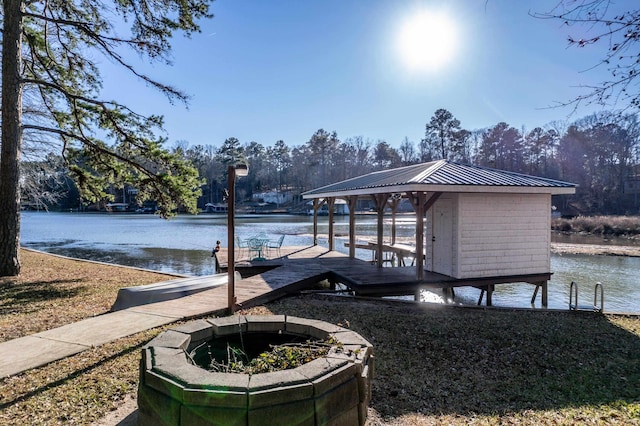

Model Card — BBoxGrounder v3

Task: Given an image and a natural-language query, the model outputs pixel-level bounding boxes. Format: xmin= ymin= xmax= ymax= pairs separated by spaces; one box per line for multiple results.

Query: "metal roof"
xmin=302 ymin=160 xmax=577 ymax=198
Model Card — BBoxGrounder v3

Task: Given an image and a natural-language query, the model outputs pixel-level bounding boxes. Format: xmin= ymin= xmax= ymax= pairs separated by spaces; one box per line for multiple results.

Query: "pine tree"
xmin=0 ymin=0 xmax=213 ymax=276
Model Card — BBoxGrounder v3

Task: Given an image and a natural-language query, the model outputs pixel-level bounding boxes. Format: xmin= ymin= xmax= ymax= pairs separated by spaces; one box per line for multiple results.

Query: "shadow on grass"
xmin=0 ymin=334 xmax=147 ymax=411
xmin=0 ymin=279 xmax=84 ymax=314
xmin=261 ymin=295 xmax=640 ymax=418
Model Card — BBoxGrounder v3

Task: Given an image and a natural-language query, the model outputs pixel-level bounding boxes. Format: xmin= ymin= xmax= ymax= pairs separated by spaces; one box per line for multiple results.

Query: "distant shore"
xmin=551 ymin=241 xmax=640 ymax=257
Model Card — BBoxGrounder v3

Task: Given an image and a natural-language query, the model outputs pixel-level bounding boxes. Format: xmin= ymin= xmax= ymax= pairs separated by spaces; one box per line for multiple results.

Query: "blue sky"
xmin=100 ymin=0 xmax=620 ymax=149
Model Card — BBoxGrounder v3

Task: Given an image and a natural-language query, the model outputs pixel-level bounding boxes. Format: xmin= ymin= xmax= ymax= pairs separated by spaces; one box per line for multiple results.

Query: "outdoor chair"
xmin=267 ymin=234 xmax=285 ymax=257
xmin=235 ymin=236 xmax=249 ymax=259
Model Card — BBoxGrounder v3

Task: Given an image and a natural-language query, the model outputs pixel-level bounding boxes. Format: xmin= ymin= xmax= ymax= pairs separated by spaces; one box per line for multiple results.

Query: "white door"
xmin=432 ymin=200 xmax=453 ymax=276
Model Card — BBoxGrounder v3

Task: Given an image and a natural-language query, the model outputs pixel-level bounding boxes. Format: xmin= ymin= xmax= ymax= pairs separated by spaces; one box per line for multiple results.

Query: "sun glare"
xmin=397 ymin=10 xmax=459 ymax=73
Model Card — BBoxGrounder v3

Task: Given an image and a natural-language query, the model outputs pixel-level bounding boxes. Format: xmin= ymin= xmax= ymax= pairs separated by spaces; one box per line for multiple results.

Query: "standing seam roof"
xmin=302 ymin=160 xmax=576 ymax=196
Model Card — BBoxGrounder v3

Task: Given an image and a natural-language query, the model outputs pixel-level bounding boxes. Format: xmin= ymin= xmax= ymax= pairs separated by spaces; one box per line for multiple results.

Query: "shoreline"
xmin=551 ymin=242 xmax=640 ymax=257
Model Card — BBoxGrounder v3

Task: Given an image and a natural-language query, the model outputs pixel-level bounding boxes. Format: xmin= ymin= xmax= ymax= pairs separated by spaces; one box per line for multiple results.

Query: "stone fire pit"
xmin=138 ymin=315 xmax=374 ymax=425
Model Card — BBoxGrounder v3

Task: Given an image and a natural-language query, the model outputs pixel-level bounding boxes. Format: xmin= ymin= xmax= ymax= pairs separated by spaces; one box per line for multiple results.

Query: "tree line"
xmin=24 ymin=108 xmax=640 ymax=216
xmin=3 ymin=0 xmax=638 ymax=277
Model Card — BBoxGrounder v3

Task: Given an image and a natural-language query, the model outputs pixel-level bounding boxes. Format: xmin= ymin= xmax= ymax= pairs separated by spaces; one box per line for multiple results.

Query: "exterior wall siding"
xmin=456 ymin=193 xmax=551 ymax=278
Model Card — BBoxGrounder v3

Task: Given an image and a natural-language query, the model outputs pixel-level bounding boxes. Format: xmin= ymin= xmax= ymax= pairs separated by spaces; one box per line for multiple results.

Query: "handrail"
xmin=569 ymin=281 xmax=578 ymax=311
xmin=569 ymin=281 xmax=604 ymax=312
xmin=594 ymin=282 xmax=604 ymax=313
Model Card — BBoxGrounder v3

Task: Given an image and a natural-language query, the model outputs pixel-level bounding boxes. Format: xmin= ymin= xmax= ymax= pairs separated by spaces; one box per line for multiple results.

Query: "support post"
xmin=347 ymin=196 xmax=358 ymax=259
xmin=328 ymin=197 xmax=335 ymax=251
xmin=530 ymin=279 xmax=550 ymax=308
xmin=227 ymin=166 xmax=236 ymax=314
xmin=313 ymin=198 xmax=319 ymax=246
xmin=371 ymin=194 xmax=388 ymax=268
xmin=414 ymin=192 xmax=426 ymax=280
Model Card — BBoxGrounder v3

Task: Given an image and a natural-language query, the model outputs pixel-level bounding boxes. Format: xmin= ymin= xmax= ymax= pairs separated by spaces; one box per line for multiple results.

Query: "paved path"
xmin=0 ymin=243 xmax=429 ymax=379
xmin=0 ymin=245 xmax=338 ymax=379
xmin=0 ymin=281 xmax=220 ymax=378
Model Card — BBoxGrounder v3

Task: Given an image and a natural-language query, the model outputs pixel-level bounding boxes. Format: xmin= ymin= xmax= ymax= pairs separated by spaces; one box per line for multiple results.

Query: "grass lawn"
xmin=1 ymin=249 xmax=639 ymax=425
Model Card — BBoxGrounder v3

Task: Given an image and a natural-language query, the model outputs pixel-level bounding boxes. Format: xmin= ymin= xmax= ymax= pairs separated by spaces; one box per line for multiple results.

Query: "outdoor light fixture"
xmin=227 ymin=161 xmax=249 ymax=314
xmin=234 ymin=163 xmax=249 ymax=177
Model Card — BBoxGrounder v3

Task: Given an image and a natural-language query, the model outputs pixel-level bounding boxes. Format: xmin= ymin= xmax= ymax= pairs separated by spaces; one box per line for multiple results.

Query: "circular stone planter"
xmin=138 ymin=315 xmax=374 ymax=426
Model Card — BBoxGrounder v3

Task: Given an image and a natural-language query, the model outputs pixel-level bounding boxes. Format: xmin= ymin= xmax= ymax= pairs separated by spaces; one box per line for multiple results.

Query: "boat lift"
xmin=569 ymin=281 xmax=604 ymax=313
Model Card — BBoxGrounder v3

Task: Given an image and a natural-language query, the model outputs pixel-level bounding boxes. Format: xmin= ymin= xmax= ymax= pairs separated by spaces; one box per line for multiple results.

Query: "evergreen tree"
xmin=424 ymin=108 xmax=463 ymax=160
xmin=0 ymin=0 xmax=212 ymax=276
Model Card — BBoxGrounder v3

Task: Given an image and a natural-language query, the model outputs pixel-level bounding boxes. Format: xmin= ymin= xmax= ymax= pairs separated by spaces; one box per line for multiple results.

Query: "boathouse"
xmin=302 ymin=160 xmax=577 ymax=306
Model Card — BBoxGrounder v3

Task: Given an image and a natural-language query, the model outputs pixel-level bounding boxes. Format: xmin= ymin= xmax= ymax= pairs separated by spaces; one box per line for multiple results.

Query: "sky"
xmin=100 ymin=0 xmax=624 ymax=149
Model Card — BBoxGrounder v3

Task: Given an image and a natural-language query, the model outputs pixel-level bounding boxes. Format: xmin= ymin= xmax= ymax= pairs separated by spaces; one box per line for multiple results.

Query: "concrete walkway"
xmin=0 ymin=245 xmax=339 ymax=379
xmin=0 ymin=276 xmax=229 ymax=378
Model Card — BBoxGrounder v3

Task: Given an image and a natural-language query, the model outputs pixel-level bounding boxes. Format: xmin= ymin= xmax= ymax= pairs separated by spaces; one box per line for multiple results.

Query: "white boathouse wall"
xmin=426 ymin=192 xmax=551 ymax=279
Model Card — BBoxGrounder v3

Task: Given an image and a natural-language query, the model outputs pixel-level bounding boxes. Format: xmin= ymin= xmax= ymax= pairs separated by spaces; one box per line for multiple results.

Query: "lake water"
xmin=20 ymin=211 xmax=640 ymax=314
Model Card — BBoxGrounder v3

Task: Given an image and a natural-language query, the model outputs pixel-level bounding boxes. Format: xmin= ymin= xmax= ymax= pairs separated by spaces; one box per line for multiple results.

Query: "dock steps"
xmin=569 ymin=281 xmax=604 ymax=312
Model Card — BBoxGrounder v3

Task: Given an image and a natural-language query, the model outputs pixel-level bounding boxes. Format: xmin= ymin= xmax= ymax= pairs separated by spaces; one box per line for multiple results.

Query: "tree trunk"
xmin=0 ymin=0 xmax=24 ymax=276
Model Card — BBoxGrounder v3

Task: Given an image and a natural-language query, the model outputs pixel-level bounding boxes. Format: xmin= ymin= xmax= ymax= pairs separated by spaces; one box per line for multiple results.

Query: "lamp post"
xmin=227 ymin=162 xmax=248 ymax=314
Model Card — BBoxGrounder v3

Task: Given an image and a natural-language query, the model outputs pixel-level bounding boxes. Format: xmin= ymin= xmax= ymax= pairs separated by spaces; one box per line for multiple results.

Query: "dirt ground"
xmin=93 ymin=397 xmax=137 ymax=426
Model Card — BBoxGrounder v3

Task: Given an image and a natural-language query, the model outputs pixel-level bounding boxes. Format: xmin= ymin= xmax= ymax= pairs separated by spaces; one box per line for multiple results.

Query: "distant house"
xmin=306 ymin=199 xmax=349 ymax=215
xmin=252 ymin=190 xmax=293 ymax=205
xmin=302 ymin=160 xmax=576 ymax=305
xmin=204 ymin=203 xmax=228 ymax=213
xmin=104 ymin=202 xmax=129 ymax=212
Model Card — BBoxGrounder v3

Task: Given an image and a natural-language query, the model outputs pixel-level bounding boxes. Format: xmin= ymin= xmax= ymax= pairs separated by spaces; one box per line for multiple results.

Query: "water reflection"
xmin=20 ymin=211 xmax=640 ymax=313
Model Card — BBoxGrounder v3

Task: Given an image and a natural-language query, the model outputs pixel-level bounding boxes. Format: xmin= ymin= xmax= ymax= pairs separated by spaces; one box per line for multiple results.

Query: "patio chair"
xmin=267 ymin=235 xmax=285 ymax=257
xmin=235 ymin=236 xmax=249 ymax=259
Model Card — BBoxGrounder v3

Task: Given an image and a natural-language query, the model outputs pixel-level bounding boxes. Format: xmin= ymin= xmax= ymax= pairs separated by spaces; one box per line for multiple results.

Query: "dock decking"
xmin=211 ymin=245 xmax=550 ymax=309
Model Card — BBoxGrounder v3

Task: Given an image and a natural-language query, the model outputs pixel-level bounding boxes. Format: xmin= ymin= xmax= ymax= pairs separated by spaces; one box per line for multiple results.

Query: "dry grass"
xmin=0 ymin=250 xmax=639 ymax=425
xmin=552 ymin=215 xmax=640 ymax=237
xmin=0 ymin=249 xmax=174 ymax=342
xmin=243 ymin=297 xmax=640 ymax=425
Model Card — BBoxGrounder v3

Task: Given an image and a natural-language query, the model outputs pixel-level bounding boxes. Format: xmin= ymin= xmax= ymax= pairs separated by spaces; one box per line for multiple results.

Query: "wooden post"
xmin=486 ymin=284 xmax=494 ymax=306
xmin=313 ymin=198 xmax=318 ymax=246
xmin=407 ymin=191 xmax=442 ymax=280
xmin=347 ymin=196 xmax=358 ymax=259
xmin=371 ymin=194 xmax=388 ymax=268
xmin=531 ymin=281 xmax=548 ymax=307
xmin=328 ymin=197 xmax=335 ymax=251
xmin=415 ymin=192 xmax=425 ymax=280
xmin=387 ymin=196 xmax=400 ymax=245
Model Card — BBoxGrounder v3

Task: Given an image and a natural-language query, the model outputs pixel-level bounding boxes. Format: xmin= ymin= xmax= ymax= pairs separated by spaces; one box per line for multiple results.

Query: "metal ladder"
xmin=569 ymin=281 xmax=604 ymax=313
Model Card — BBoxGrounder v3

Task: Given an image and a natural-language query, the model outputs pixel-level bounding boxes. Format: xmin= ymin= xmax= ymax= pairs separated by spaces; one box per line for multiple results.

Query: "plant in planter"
xmin=194 ymin=335 xmax=344 ymax=374
xmin=138 ymin=315 xmax=374 ymax=426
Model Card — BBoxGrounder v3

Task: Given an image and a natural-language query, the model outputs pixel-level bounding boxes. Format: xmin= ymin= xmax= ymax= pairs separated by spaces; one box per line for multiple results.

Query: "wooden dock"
xmin=210 ymin=245 xmax=549 ymax=309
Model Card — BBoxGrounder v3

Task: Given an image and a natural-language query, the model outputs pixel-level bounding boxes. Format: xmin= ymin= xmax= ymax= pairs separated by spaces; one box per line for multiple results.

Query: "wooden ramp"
xmin=129 ymin=246 xmax=335 ymax=318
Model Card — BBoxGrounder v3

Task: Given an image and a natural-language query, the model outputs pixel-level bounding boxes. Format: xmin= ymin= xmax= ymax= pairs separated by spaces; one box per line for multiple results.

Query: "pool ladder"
xmin=569 ymin=281 xmax=604 ymax=313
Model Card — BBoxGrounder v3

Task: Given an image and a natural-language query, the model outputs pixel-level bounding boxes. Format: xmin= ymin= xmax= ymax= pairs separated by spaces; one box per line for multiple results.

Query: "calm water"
xmin=20 ymin=211 xmax=640 ymax=313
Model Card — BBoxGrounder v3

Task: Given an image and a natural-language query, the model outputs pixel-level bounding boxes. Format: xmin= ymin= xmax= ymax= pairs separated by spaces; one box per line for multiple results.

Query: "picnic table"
xmin=345 ymin=241 xmax=420 ymax=266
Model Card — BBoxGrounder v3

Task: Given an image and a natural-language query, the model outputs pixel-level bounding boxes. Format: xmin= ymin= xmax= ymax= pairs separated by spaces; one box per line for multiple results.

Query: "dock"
xmin=216 ymin=245 xmax=550 ymax=308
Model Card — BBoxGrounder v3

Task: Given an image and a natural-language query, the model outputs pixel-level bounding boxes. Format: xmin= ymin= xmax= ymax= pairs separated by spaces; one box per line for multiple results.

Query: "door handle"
xmin=432 ymin=236 xmax=436 ymax=242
